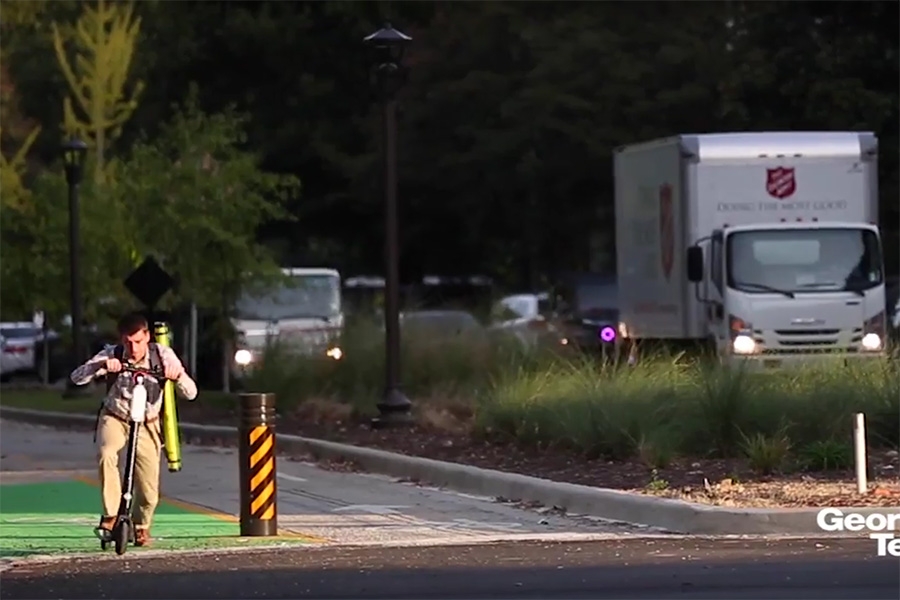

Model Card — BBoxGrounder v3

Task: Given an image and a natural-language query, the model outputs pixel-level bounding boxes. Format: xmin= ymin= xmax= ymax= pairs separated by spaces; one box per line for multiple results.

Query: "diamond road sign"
xmin=124 ymin=256 xmax=174 ymax=309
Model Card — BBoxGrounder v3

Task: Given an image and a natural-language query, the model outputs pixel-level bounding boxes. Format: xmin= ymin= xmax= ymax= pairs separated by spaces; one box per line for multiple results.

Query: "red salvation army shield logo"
xmin=766 ymin=167 xmax=796 ymax=199
xmin=659 ymin=183 xmax=674 ymax=280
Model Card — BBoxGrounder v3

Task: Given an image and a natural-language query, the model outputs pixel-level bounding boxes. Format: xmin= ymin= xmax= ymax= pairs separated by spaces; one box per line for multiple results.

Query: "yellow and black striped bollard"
xmin=238 ymin=393 xmax=277 ymax=536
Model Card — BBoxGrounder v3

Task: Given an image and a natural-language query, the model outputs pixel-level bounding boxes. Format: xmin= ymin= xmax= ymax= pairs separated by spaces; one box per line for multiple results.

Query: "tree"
xmin=724 ymin=1 xmax=900 ymax=272
xmin=0 ymin=163 xmax=129 ymax=324
xmin=52 ymin=0 xmax=145 ymax=184
xmin=0 ymin=62 xmax=42 ymax=213
xmin=112 ymin=87 xmax=301 ymax=323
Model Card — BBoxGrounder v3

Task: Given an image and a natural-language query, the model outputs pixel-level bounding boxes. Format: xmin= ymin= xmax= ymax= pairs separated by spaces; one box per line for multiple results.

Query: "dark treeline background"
xmin=5 ymin=0 xmax=899 ymax=292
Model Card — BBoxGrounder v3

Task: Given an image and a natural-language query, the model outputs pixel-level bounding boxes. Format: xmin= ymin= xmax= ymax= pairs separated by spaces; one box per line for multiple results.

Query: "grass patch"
xmin=237 ymin=323 xmax=900 ymax=464
xmin=0 ymin=388 xmax=236 ymax=415
xmin=474 ymin=352 xmax=900 ymax=463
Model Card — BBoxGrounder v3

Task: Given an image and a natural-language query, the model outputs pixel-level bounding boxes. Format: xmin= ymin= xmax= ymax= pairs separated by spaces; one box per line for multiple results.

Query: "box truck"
xmin=613 ymin=131 xmax=886 ymax=368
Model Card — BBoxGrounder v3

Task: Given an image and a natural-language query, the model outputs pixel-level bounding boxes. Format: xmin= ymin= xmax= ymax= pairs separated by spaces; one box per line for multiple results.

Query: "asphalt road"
xmin=2 ymin=537 xmax=897 ymax=599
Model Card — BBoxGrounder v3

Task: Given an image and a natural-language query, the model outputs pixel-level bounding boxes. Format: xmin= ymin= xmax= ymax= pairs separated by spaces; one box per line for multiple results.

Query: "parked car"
xmin=399 ymin=309 xmax=487 ymax=344
xmin=0 ymin=322 xmax=60 ymax=382
xmin=488 ymin=292 xmax=560 ymax=348
xmin=545 ymin=273 xmax=620 ymax=354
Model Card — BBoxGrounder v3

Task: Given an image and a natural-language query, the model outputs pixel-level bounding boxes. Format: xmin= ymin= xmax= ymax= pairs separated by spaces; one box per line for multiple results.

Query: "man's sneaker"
xmin=134 ymin=527 xmax=151 ymax=547
xmin=94 ymin=516 xmax=116 ymax=541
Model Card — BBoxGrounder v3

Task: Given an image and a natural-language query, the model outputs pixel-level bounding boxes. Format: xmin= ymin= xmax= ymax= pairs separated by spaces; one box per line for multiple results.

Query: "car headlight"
xmin=732 ymin=334 xmax=757 ymax=355
xmin=861 ymin=333 xmax=882 ymax=351
xmin=326 ymin=347 xmax=343 ymax=360
xmin=234 ymin=349 xmax=254 ymax=366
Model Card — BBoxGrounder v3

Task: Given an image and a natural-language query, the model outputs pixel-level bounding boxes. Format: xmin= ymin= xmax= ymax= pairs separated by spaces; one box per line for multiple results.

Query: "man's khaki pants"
xmin=96 ymin=413 xmax=162 ymax=530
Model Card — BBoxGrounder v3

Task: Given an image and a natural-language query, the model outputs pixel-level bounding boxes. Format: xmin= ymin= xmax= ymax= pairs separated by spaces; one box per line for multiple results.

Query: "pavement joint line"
xmin=71 ymin=474 xmax=330 ymax=544
xmin=4 ymin=406 xmax=900 ymax=536
xmin=0 ymin=538 xmax=332 ymax=571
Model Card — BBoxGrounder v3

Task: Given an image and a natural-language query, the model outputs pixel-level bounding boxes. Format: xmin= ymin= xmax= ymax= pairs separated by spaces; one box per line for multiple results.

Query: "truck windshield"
xmin=235 ymin=275 xmax=341 ymax=321
xmin=726 ymin=228 xmax=882 ymax=295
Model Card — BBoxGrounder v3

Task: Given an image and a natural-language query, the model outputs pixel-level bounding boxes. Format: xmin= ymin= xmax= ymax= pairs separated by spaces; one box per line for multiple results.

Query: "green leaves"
xmin=2 ymin=0 xmax=896 ymax=299
xmin=1 ymin=86 xmax=300 ymax=327
xmin=0 ymin=164 xmax=131 ymax=323
xmin=52 ymin=0 xmax=145 ymax=183
xmin=112 ymin=86 xmax=300 ymax=312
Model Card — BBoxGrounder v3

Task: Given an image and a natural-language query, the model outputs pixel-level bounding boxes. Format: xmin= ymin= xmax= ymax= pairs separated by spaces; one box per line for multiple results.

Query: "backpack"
xmin=105 ymin=342 xmax=164 ymax=393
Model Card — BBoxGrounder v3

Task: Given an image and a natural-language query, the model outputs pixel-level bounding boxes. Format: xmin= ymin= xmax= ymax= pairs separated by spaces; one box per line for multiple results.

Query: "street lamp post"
xmin=364 ymin=23 xmax=413 ymax=428
xmin=62 ymin=137 xmax=88 ymax=396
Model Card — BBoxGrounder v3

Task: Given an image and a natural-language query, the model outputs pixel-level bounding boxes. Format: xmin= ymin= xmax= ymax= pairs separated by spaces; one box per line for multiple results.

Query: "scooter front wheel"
xmin=114 ymin=522 xmax=130 ymax=555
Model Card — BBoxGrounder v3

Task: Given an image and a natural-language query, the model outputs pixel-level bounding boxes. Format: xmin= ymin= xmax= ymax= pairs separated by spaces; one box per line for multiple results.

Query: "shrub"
xmin=239 ymin=321 xmax=564 ymax=414
xmin=740 ymin=427 xmax=792 ymax=475
xmin=239 ymin=324 xmax=900 ymax=463
xmin=800 ymin=439 xmax=854 ymax=471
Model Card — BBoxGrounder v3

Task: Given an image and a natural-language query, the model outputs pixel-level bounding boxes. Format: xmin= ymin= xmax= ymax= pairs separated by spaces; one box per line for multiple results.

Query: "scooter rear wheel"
xmin=114 ymin=522 xmax=130 ymax=555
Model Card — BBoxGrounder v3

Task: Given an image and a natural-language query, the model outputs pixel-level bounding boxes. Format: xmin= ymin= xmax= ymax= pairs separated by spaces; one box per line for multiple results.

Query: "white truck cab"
xmin=614 ymin=131 xmax=886 ymax=368
xmin=231 ymin=267 xmax=344 ymax=376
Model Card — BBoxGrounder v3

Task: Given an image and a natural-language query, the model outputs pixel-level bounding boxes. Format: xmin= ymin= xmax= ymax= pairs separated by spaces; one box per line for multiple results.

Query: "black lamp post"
xmin=365 ymin=22 xmax=413 ymax=428
xmin=62 ymin=137 xmax=88 ymax=396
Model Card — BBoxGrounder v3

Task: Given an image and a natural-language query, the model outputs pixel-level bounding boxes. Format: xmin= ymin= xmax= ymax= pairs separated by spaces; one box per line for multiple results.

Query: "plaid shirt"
xmin=70 ymin=344 xmax=198 ymax=423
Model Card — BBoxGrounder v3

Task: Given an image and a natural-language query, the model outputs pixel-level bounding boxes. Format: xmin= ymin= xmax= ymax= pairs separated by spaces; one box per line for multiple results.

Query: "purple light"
xmin=599 ymin=326 xmax=616 ymax=342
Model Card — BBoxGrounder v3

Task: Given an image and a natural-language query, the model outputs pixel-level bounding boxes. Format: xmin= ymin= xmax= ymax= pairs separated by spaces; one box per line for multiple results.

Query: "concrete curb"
xmin=2 ymin=406 xmax=897 ymax=536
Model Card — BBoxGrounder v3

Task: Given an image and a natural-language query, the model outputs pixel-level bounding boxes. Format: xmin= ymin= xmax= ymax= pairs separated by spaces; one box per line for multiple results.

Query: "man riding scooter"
xmin=70 ymin=312 xmax=198 ymax=547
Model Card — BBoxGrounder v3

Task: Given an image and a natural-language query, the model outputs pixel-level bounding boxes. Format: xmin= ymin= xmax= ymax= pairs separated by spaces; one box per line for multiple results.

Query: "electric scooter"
xmin=95 ymin=363 xmax=171 ymax=555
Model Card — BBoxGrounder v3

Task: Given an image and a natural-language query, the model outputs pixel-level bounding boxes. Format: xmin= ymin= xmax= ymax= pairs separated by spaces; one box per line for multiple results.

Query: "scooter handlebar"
xmin=118 ymin=364 xmax=174 ymax=381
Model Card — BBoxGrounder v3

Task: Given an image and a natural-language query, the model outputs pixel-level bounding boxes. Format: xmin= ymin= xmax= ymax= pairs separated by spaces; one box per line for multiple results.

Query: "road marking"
xmin=276 ymin=473 xmax=308 ymax=483
xmin=73 ymin=474 xmax=329 ymax=543
xmin=4 ymin=517 xmax=96 ymax=525
xmin=332 ymin=505 xmax=410 ymax=515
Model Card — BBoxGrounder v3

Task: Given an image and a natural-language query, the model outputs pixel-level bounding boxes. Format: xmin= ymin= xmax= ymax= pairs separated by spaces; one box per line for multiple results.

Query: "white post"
xmin=853 ymin=412 xmax=868 ymax=494
xmin=33 ymin=310 xmax=49 ymax=385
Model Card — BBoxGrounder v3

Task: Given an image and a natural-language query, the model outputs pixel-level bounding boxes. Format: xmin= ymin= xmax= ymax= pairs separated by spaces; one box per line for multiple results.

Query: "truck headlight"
xmin=234 ymin=349 xmax=254 ymax=366
xmin=862 ymin=312 xmax=884 ymax=352
xmin=326 ymin=347 xmax=343 ymax=360
xmin=732 ymin=335 xmax=757 ymax=355
xmin=861 ymin=333 xmax=882 ymax=351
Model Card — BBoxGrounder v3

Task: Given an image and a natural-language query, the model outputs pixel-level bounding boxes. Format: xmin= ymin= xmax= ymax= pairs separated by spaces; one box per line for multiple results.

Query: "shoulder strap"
xmin=148 ymin=343 xmax=163 ymax=371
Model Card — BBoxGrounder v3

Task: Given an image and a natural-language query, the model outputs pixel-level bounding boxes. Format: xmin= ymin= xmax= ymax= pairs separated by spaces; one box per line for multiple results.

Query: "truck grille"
xmin=280 ymin=329 xmax=336 ymax=354
xmin=773 ymin=329 xmax=840 ymax=337
xmin=761 ymin=347 xmax=860 ymax=355
xmin=756 ymin=327 xmax=863 ymax=354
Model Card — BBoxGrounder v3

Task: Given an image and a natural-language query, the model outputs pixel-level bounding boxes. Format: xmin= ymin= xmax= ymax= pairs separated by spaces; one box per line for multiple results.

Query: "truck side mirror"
xmin=687 ymin=246 xmax=704 ymax=282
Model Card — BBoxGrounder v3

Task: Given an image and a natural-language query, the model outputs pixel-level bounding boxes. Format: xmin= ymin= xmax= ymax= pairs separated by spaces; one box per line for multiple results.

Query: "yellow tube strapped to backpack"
xmin=154 ymin=321 xmax=182 ymax=472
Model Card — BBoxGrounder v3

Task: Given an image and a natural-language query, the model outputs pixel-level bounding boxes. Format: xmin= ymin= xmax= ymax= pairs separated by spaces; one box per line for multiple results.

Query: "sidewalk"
xmin=0 ymin=419 xmax=637 ymax=561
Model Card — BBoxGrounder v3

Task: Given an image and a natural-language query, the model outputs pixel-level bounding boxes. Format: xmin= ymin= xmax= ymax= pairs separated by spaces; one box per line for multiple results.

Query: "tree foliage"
xmin=2 ymin=0 xmax=897 ymax=314
xmin=112 ymin=87 xmax=301 ymax=315
xmin=0 ymin=163 xmax=129 ymax=322
xmin=52 ymin=0 xmax=144 ymax=183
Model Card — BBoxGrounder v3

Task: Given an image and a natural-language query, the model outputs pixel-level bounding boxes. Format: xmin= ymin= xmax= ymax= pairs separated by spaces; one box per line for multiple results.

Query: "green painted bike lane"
xmin=0 ymin=479 xmax=316 ymax=559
